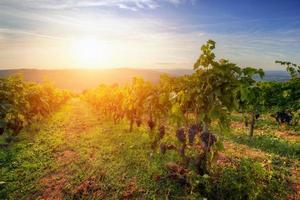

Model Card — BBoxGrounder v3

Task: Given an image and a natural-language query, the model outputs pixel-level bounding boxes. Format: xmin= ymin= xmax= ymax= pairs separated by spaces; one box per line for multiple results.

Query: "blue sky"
xmin=0 ymin=0 xmax=299 ymax=70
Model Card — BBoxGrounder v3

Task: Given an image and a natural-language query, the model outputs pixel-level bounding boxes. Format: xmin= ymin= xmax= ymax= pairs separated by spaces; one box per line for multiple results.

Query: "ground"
xmin=0 ymin=99 xmax=299 ymax=199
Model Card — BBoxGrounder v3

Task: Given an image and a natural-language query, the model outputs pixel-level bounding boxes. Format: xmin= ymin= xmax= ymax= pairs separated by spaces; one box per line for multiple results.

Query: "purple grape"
xmin=188 ymin=128 xmax=196 ymax=144
xmin=160 ymin=144 xmax=167 ymax=154
xmin=159 ymin=125 xmax=165 ymax=139
xmin=200 ymin=131 xmax=217 ymax=150
xmin=136 ymin=118 xmax=142 ymax=127
xmin=176 ymin=128 xmax=186 ymax=143
xmin=148 ymin=119 xmax=155 ymax=130
xmin=188 ymin=123 xmax=202 ymax=144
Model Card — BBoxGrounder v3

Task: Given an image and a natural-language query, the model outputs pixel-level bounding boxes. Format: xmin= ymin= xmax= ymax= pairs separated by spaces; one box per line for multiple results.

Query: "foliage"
xmin=0 ymin=75 xmax=71 ymax=137
xmin=268 ymin=61 xmax=300 ymax=122
xmin=275 ymin=60 xmax=300 ymax=79
xmin=196 ymin=158 xmax=289 ymax=200
xmin=84 ymin=40 xmax=268 ymax=175
xmin=193 ymin=40 xmax=242 ymax=130
xmin=80 ymin=40 xmax=299 ymax=199
xmin=84 ymin=84 xmax=125 ymax=123
xmin=235 ymin=69 xmax=265 ymax=114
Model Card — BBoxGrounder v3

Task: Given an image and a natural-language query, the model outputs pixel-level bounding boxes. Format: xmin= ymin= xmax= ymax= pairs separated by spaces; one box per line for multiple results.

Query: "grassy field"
xmin=0 ymin=98 xmax=299 ymax=199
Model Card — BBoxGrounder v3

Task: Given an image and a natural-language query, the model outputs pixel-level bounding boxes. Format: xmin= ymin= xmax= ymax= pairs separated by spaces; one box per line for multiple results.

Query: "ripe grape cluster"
xmin=176 ymin=128 xmax=186 ymax=143
xmin=188 ymin=123 xmax=202 ymax=145
xmin=200 ymin=131 xmax=217 ymax=151
xmin=135 ymin=118 xmax=142 ymax=127
xmin=147 ymin=119 xmax=155 ymax=131
xmin=272 ymin=111 xmax=293 ymax=125
xmin=158 ymin=125 xmax=165 ymax=139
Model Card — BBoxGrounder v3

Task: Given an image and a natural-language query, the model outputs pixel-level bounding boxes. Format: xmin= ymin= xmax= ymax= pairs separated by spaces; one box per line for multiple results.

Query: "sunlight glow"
xmin=70 ymin=37 xmax=107 ymax=68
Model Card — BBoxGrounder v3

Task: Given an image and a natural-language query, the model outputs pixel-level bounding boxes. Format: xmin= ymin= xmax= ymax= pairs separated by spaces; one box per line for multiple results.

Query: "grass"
xmin=229 ymin=113 xmax=300 ymax=158
xmin=230 ymin=134 xmax=300 ymax=159
xmin=0 ymin=103 xmax=73 ymax=199
xmin=0 ymin=99 xmax=299 ymax=199
xmin=0 ymin=99 xmax=184 ymax=199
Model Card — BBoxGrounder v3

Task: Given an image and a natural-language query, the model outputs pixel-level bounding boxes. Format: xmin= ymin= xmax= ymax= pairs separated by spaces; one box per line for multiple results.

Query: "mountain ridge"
xmin=0 ymin=68 xmax=290 ymax=92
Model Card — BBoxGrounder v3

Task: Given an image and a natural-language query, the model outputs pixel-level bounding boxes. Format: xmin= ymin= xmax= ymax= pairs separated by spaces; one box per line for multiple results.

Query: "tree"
xmin=193 ymin=40 xmax=242 ymax=132
xmin=158 ymin=40 xmax=255 ymax=174
xmin=123 ymin=77 xmax=152 ymax=132
xmin=273 ymin=61 xmax=300 ymax=124
xmin=235 ymin=68 xmax=265 ymax=137
xmin=145 ymin=75 xmax=173 ymax=127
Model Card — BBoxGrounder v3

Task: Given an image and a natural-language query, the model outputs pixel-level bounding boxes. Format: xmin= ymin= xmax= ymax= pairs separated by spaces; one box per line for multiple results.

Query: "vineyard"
xmin=0 ymin=40 xmax=299 ymax=199
xmin=0 ymin=75 xmax=71 ymax=139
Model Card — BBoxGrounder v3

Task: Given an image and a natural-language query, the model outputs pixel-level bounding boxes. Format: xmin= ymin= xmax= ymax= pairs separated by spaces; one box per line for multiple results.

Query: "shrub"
xmin=195 ymin=158 xmax=289 ymax=200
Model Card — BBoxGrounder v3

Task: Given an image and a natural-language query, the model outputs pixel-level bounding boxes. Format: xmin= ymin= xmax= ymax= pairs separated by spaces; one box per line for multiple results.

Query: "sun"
xmin=70 ymin=37 xmax=105 ymax=68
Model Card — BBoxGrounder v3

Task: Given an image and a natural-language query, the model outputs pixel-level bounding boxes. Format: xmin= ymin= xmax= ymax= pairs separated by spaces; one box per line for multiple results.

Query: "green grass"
xmin=229 ymin=112 xmax=300 ymax=159
xmin=0 ymin=103 xmax=73 ymax=199
xmin=230 ymin=134 xmax=300 ymax=159
xmin=230 ymin=112 xmax=300 ymax=133
xmin=0 ymin=99 xmax=185 ymax=199
xmin=0 ymin=100 xmax=299 ymax=199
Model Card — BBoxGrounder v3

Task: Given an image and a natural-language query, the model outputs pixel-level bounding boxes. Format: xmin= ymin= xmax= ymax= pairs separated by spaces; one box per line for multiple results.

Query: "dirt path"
xmin=30 ymin=99 xmax=146 ymax=200
xmin=32 ymin=99 xmax=105 ymax=199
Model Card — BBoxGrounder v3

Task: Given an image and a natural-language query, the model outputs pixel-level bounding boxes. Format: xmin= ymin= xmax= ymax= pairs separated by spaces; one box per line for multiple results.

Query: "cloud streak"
xmin=0 ymin=0 xmax=190 ymax=11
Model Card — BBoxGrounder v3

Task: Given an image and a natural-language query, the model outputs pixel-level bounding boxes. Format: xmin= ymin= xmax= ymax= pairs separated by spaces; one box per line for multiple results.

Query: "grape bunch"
xmin=158 ymin=125 xmax=165 ymax=139
xmin=147 ymin=119 xmax=155 ymax=131
xmin=176 ymin=128 xmax=186 ymax=143
xmin=135 ymin=118 xmax=142 ymax=127
xmin=200 ymin=131 xmax=217 ymax=151
xmin=188 ymin=123 xmax=202 ymax=144
xmin=272 ymin=111 xmax=292 ymax=125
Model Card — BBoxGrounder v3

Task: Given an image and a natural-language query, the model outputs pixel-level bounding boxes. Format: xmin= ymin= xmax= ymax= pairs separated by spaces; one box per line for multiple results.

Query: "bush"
xmin=195 ymin=158 xmax=289 ymax=200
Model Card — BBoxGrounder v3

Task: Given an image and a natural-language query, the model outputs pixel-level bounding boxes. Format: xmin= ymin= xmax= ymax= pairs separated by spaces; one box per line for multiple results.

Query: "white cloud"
xmin=118 ymin=4 xmax=138 ymax=11
xmin=0 ymin=0 xmax=189 ymax=11
xmin=165 ymin=0 xmax=183 ymax=5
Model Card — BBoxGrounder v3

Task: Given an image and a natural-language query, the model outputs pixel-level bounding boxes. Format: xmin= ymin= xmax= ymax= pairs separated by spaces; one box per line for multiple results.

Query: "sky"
xmin=0 ymin=0 xmax=300 ymax=70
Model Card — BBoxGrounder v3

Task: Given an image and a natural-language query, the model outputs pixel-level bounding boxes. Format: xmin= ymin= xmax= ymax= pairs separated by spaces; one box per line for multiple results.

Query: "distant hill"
xmin=0 ymin=68 xmax=162 ymax=92
xmin=158 ymin=69 xmax=291 ymax=81
xmin=0 ymin=68 xmax=290 ymax=92
xmin=257 ymin=70 xmax=290 ymax=81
